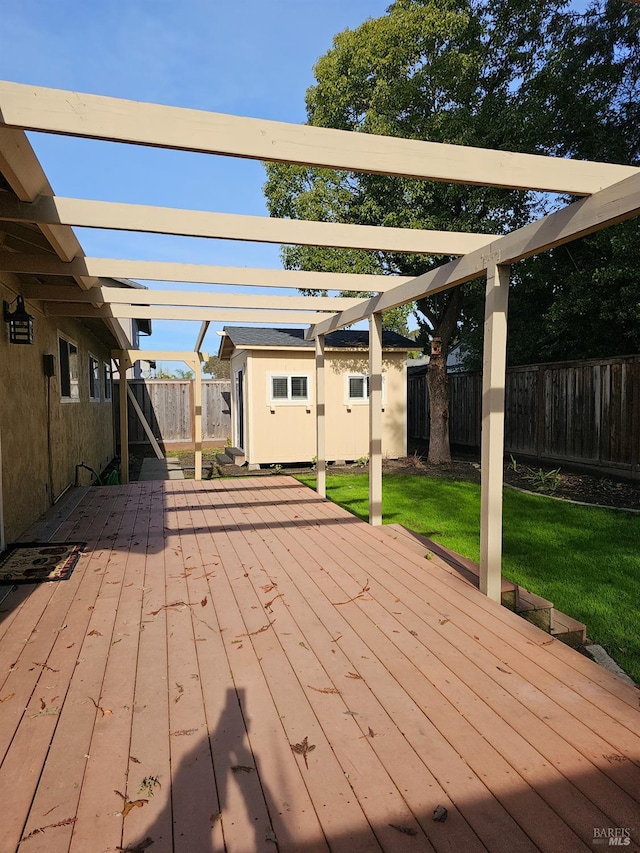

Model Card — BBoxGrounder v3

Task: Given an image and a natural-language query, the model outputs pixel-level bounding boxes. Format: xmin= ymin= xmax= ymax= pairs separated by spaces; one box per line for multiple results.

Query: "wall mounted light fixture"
xmin=3 ymin=295 xmax=34 ymax=344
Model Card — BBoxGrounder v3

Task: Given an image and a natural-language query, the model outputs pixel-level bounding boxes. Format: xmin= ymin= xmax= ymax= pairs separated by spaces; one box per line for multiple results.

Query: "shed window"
xmin=346 ymin=373 xmax=386 ymax=403
xmin=89 ymin=355 xmax=100 ymax=401
xmin=59 ymin=335 xmax=79 ymax=400
xmin=270 ymin=375 xmax=309 ymax=402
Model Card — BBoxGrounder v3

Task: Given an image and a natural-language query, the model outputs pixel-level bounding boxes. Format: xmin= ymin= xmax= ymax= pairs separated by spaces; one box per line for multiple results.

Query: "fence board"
xmin=114 ymin=380 xmax=231 ymax=446
xmin=408 ymin=356 xmax=640 ymax=479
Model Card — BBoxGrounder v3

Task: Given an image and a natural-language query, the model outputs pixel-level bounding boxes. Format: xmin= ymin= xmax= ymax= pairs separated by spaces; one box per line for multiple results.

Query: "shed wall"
xmin=235 ymin=349 xmax=407 ymax=465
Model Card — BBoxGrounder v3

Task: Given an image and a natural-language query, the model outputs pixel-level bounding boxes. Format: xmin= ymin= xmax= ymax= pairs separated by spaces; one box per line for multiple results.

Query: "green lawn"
xmin=296 ymin=471 xmax=640 ymax=684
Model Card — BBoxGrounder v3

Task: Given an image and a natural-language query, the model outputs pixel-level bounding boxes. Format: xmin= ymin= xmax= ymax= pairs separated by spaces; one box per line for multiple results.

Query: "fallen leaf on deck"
xmin=66 ymin=643 xmax=75 ymax=649
xmin=20 ymin=816 xmax=77 ymax=841
xmin=231 ymin=765 xmax=255 ymax=773
xmin=174 ymin=683 xmax=184 ymax=703
xmin=121 ymin=799 xmax=148 ymax=819
xmin=264 ymin=594 xmax=284 ymax=613
xmin=433 ymin=805 xmax=448 ymax=822
xmin=201 ymin=596 xmax=208 ymax=607
xmin=130 ymin=755 xmax=141 ymax=764
xmin=261 ymin=583 xmax=277 ymax=593
xmin=389 ymin=824 xmax=418 ymax=836
xmin=299 ymin=641 xmax=309 ymax=650
xmin=32 ymin=661 xmax=59 ymax=673
xmin=346 ymin=672 xmax=362 ymax=680
xmin=171 ymin=728 xmax=199 ymax=737
xmin=30 ymin=708 xmax=59 ymax=718
xmin=89 ymin=696 xmax=113 ymax=716
xmin=332 ymin=580 xmax=371 ymax=606
xmin=343 ymin=710 xmax=359 ymax=716
xmin=237 ymin=620 xmax=275 ymax=638
xmin=409 ymin=630 xmax=418 ymax=637
xmin=290 ymin=736 xmax=316 ymax=769
xmin=40 ymin=697 xmax=46 ymax=710
xmin=265 ymin=825 xmax=278 ymax=843
xmin=366 ymin=727 xmax=376 ymax=738
xmin=210 ymin=812 xmax=222 ymax=825
xmin=496 ymin=666 xmax=511 ymax=674
xmin=308 ymin=685 xmax=341 ymax=695
xmin=438 ymin=618 xmax=449 ymax=626
xmin=88 ymin=629 xmax=103 ymax=637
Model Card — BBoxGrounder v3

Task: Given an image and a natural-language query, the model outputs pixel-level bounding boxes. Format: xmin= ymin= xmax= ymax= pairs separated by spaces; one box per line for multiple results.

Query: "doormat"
xmin=0 ymin=542 xmax=86 ymax=584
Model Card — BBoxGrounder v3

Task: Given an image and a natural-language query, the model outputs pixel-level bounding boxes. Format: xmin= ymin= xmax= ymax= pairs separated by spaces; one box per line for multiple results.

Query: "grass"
xmin=295 ymin=471 xmax=640 ymax=684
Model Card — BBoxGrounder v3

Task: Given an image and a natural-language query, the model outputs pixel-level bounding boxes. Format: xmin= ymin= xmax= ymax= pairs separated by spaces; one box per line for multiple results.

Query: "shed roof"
xmin=218 ymin=326 xmax=416 ymax=359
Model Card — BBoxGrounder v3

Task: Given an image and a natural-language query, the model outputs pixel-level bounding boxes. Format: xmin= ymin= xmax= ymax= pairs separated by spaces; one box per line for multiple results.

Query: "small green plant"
xmin=139 ymin=776 xmax=161 ymax=797
xmin=508 ymin=454 xmax=518 ymax=473
xmin=270 ymin=463 xmax=283 ymax=475
xmin=225 ymin=436 xmax=232 ymax=447
xmin=354 ymin=455 xmax=369 ymax=467
xmin=311 ymin=455 xmax=317 ymax=472
xmin=522 ymin=466 xmax=562 ymax=493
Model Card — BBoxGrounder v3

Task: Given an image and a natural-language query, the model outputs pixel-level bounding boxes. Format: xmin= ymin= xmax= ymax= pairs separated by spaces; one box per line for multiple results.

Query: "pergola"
xmin=0 ymin=80 xmax=638 ymax=604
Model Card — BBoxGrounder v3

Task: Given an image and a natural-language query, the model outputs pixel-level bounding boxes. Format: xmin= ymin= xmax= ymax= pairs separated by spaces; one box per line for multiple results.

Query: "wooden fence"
xmin=408 ymin=355 xmax=640 ymax=479
xmin=114 ymin=380 xmax=231 ymax=447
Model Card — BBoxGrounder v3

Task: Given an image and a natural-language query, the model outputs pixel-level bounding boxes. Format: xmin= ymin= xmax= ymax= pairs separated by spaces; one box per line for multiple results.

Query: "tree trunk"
xmin=426 ymin=350 xmax=451 ymax=464
xmin=418 ymin=286 xmax=464 ymax=466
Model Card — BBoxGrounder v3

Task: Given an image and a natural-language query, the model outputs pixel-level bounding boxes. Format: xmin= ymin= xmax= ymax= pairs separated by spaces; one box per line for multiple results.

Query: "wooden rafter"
xmin=0 ymin=81 xmax=636 ymax=194
xmin=43 ymin=303 xmax=335 ymax=325
xmin=0 ymin=254 xmax=414 ymax=292
xmin=0 ymin=194 xmax=495 ymax=256
xmin=22 ymin=282 xmax=364 ymax=311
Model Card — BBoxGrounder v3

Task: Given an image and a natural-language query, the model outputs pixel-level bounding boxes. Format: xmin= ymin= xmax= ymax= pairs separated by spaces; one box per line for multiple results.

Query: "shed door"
xmin=235 ymin=369 xmax=244 ymax=450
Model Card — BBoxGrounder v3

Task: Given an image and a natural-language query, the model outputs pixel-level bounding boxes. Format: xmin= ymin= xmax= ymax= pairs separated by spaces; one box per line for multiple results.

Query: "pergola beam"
xmin=308 ymin=169 xmax=640 ymax=339
xmin=23 ymin=283 xmax=363 ymax=311
xmin=0 ymin=82 xmax=636 ymax=195
xmin=44 ymin=303 xmax=335 ymax=325
xmin=0 ymin=254 xmax=414 ymax=292
xmin=0 ymin=195 xmax=495 ymax=256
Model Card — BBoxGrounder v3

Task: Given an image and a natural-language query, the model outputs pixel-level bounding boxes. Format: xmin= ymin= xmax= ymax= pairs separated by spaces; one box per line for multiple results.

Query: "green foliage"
xmin=295 ymin=471 xmax=640 ymax=682
xmin=522 ymin=466 xmax=563 ymax=493
xmin=264 ymin=0 xmax=640 ymax=370
xmin=202 ymin=355 xmax=231 ymax=379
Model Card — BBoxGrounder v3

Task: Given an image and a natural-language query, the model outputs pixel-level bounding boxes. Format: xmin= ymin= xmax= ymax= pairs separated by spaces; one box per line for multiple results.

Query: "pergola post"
xmin=369 ymin=313 xmax=383 ymax=526
xmin=118 ymin=352 xmax=130 ymax=485
xmin=194 ymin=359 xmax=203 ymax=481
xmin=479 ymin=261 xmax=510 ymax=601
xmin=315 ymin=334 xmax=326 ymax=498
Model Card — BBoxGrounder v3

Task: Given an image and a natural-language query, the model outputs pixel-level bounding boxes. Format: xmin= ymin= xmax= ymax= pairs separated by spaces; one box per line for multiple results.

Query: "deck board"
xmin=1 ymin=476 xmax=638 ymax=853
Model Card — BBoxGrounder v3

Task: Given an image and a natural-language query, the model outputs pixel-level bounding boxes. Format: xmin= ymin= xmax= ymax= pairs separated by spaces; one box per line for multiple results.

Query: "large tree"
xmin=264 ymin=0 xmax=639 ymax=462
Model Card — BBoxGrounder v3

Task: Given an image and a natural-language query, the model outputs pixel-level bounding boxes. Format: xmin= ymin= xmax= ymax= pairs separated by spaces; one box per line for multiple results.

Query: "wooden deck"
xmin=0 ymin=476 xmax=638 ymax=853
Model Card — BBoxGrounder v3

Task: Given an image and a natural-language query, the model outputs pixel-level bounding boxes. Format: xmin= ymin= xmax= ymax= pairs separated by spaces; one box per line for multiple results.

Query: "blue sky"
xmin=1 ymin=0 xmax=391 ymax=367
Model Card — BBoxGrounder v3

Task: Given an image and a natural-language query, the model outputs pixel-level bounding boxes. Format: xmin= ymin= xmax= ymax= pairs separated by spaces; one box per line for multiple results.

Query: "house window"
xmin=270 ymin=374 xmax=309 ymax=403
xmin=58 ymin=335 xmax=80 ymax=400
xmin=89 ymin=355 xmax=100 ymax=401
xmin=346 ymin=373 xmax=385 ymax=403
xmin=103 ymin=362 xmax=112 ymax=401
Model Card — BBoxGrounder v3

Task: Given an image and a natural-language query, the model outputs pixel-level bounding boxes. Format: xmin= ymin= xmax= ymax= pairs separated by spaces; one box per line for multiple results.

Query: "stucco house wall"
xmin=1 ymin=274 xmax=115 ymax=544
xmin=228 ymin=341 xmax=409 ymax=465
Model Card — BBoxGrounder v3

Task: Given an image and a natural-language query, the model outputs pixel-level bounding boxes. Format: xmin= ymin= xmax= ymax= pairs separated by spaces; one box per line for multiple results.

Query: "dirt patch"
xmin=383 ymin=451 xmax=640 ymax=512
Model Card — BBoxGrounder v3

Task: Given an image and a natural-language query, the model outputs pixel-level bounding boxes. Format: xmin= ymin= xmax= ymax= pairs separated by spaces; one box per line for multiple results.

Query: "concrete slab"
xmin=138 ymin=457 xmax=184 ymax=481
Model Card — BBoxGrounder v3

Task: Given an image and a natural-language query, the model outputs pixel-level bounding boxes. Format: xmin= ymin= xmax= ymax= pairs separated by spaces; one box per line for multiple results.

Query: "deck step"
xmin=382 ymin=523 xmax=586 ymax=646
xmin=551 ymin=609 xmax=587 ymax=647
xmin=215 ymin=452 xmax=234 ymax=466
xmin=226 ymin=447 xmax=246 ymax=465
